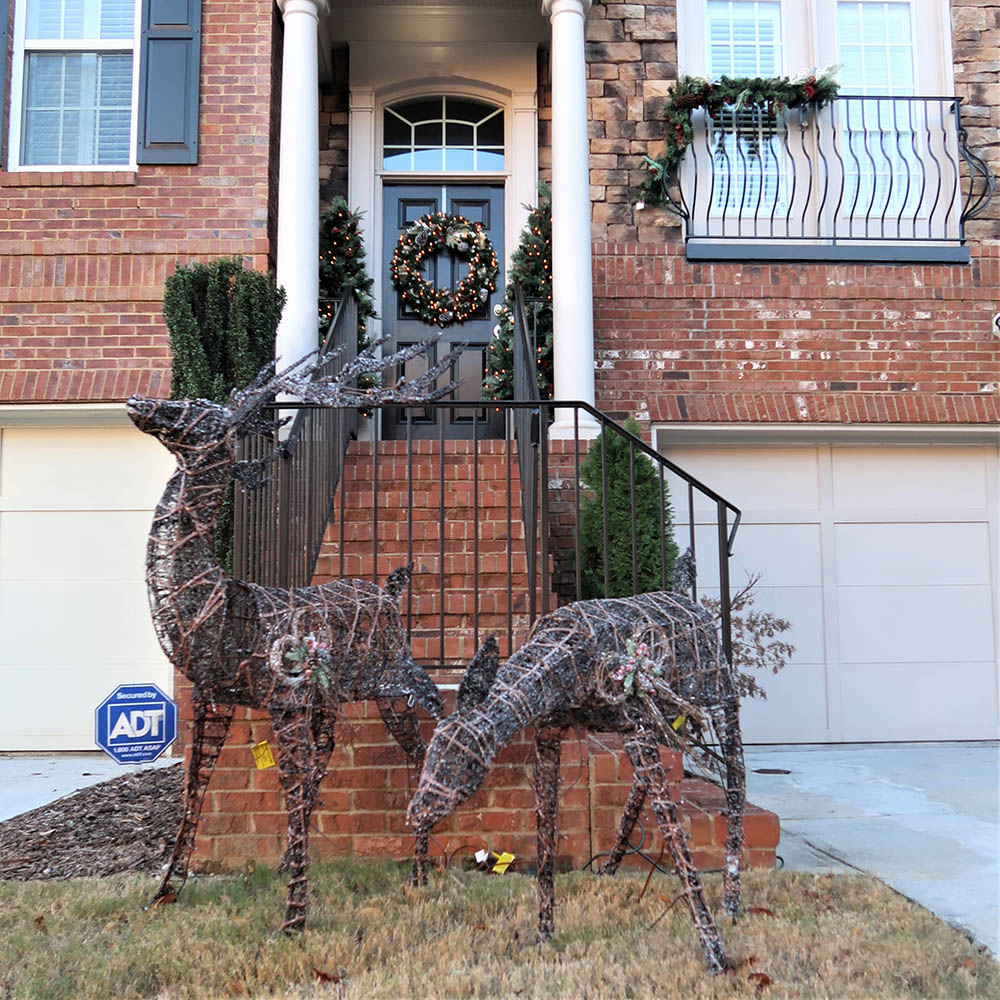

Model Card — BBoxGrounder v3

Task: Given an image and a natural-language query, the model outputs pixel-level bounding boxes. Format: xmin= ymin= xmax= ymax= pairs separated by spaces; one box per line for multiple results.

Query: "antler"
xmin=226 ymin=335 xmax=464 ymax=490
xmin=271 ymin=335 xmax=464 ymax=407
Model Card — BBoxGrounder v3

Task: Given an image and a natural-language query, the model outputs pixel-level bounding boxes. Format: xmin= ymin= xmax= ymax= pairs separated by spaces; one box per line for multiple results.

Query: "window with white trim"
xmin=9 ymin=0 xmax=139 ymax=168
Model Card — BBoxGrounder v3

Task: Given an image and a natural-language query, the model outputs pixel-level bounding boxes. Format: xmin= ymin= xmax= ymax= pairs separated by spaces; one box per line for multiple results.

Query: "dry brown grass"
xmin=0 ymin=861 xmax=995 ymax=999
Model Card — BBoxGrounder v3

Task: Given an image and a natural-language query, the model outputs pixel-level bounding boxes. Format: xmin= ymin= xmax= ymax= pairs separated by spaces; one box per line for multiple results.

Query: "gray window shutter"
xmin=1 ymin=0 xmax=9 ymax=164
xmin=137 ymin=0 xmax=201 ymax=164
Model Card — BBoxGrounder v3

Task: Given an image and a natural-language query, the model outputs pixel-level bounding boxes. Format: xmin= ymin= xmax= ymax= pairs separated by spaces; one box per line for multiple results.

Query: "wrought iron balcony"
xmin=660 ymin=95 xmax=994 ymax=263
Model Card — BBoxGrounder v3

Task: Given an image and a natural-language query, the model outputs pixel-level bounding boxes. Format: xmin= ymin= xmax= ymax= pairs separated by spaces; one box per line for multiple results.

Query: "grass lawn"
xmin=0 ymin=861 xmax=995 ymax=999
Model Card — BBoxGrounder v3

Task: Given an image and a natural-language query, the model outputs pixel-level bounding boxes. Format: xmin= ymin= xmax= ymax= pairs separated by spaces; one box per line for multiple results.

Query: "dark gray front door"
xmin=382 ymin=183 xmax=504 ymax=439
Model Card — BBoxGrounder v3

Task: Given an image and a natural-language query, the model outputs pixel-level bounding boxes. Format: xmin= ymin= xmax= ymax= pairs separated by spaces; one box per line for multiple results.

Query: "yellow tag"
xmin=491 ymin=851 xmax=515 ymax=874
xmin=252 ymin=740 xmax=276 ymax=769
xmin=671 ymin=714 xmax=686 ymax=731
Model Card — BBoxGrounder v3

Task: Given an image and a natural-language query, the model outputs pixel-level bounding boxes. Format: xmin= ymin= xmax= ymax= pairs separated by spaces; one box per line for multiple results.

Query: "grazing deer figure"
xmin=128 ymin=340 xmax=455 ymax=932
xmin=407 ymin=589 xmax=745 ymax=974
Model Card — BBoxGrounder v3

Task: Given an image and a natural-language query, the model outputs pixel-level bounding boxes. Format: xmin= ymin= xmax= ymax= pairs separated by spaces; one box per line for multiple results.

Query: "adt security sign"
xmin=95 ymin=683 xmax=177 ymax=764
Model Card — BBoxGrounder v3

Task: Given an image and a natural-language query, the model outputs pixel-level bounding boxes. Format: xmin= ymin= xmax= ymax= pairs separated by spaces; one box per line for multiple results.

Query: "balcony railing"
xmin=660 ymin=94 xmax=994 ymax=262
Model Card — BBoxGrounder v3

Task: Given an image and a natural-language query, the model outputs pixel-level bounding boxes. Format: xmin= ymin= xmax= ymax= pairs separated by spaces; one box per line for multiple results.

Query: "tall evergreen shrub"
xmin=483 ymin=186 xmax=553 ymax=400
xmin=164 ymin=258 xmax=285 ymax=569
xmin=578 ymin=418 xmax=679 ymax=598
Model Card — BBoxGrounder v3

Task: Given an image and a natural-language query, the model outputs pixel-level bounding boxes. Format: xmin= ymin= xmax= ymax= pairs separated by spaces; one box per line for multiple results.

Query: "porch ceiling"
xmin=322 ymin=0 xmax=548 ymax=46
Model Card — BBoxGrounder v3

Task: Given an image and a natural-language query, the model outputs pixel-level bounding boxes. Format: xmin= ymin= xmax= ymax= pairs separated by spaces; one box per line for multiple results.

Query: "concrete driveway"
xmin=744 ymin=742 xmax=999 ymax=956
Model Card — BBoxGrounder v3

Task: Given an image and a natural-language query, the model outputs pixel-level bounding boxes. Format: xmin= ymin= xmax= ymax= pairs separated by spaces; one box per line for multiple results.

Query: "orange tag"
xmin=251 ymin=740 xmax=276 ymax=769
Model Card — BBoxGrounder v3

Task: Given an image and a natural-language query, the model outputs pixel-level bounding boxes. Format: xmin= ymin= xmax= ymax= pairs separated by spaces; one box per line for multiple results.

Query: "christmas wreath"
xmin=389 ymin=212 xmax=499 ymax=327
xmin=639 ymin=68 xmax=840 ymax=206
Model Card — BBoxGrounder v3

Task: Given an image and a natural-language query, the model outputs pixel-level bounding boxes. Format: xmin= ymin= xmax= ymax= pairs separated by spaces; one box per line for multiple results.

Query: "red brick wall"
xmin=0 ymin=0 xmax=276 ymax=403
xmin=592 ymin=244 xmax=1000 ymax=425
xmin=585 ymin=1 xmax=1000 ymax=427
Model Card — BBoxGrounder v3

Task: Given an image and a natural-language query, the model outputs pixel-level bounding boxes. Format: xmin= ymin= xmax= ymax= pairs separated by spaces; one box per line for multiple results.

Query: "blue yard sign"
xmin=95 ymin=683 xmax=178 ymax=764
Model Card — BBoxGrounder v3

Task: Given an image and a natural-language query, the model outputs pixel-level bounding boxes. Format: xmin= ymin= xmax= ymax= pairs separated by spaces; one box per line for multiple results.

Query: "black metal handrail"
xmin=233 ymin=295 xmax=358 ymax=588
xmin=254 ymin=398 xmax=741 ymax=667
xmin=660 ymin=94 xmax=994 ymax=261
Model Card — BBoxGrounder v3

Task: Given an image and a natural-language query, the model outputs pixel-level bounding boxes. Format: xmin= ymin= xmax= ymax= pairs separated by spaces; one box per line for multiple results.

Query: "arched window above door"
xmin=383 ymin=96 xmax=504 ymax=172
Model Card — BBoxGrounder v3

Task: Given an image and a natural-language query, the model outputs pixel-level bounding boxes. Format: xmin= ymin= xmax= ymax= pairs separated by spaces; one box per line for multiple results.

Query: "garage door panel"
xmin=838 ymin=661 xmax=998 ymax=741
xmin=0 ymin=660 xmax=171 ymax=751
xmin=666 ymin=447 xmax=821 ymax=513
xmin=740 ymin=663 xmax=830 ymax=741
xmin=1 ymin=511 xmax=150 ymax=581
xmin=835 ymin=522 xmax=992 ymax=587
xmin=1 ymin=427 xmax=172 ymax=509
xmin=701 ymin=584 xmax=826 ymax=664
xmin=689 ymin=523 xmax=822 ymax=589
xmin=0 ymin=579 xmax=161 ymax=666
xmin=838 ymin=585 xmax=996 ymax=663
xmin=832 ymin=447 xmax=989 ymax=509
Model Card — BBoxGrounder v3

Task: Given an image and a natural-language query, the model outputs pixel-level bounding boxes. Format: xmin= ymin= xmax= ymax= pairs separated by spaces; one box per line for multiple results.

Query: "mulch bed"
xmin=0 ymin=763 xmax=183 ymax=881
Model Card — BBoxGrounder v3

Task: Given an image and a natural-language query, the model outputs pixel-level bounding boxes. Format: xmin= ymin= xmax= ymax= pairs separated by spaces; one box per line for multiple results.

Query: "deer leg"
xmin=151 ymin=699 xmax=234 ymax=905
xmin=377 ymin=697 xmax=430 ymax=887
xmin=719 ymin=699 xmax=746 ymax=918
xmin=624 ymin=730 xmax=728 ymax=975
xmin=270 ymin=708 xmax=315 ymax=934
xmin=534 ymin=727 xmax=562 ymax=943
xmin=278 ymin=710 xmax=336 ymax=874
xmin=595 ymin=772 xmax=647 ymax=876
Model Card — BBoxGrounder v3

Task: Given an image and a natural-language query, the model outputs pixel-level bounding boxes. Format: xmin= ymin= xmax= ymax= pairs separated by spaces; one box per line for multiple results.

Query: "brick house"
xmin=0 ymin=1 xmax=996 ymax=863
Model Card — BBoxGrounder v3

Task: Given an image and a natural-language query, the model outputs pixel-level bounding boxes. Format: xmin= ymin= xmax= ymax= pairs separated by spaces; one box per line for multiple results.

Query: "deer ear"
xmin=456 ymin=635 xmax=499 ymax=710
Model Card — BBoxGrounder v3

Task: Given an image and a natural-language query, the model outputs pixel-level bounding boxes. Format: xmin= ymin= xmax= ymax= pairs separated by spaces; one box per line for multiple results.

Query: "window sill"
xmin=685 ymin=241 xmax=972 ymax=265
xmin=1 ymin=170 xmax=139 ymax=188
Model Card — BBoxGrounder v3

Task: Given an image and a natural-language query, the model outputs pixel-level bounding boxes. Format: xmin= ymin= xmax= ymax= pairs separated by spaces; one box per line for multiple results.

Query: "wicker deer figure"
xmin=127 ymin=341 xmax=456 ymax=932
xmin=407 ymin=589 xmax=746 ymax=974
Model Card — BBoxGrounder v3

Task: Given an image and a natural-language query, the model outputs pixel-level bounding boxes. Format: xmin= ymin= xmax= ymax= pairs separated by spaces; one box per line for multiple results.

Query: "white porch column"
xmin=542 ymin=0 xmax=599 ymax=439
xmin=275 ymin=0 xmax=328 ymax=367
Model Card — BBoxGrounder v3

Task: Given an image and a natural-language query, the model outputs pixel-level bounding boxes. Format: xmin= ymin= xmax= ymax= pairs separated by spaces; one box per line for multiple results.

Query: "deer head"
xmin=407 ymin=636 xmax=499 ymax=831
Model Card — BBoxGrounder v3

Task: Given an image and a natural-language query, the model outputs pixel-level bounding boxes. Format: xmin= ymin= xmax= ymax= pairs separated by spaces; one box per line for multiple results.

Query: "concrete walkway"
xmin=0 ymin=752 xmax=178 ymax=824
xmin=744 ymin=742 xmax=999 ymax=956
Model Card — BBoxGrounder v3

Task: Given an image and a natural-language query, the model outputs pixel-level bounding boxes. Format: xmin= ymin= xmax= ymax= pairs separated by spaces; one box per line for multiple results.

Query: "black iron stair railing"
xmin=233 ymin=289 xmax=742 ymax=666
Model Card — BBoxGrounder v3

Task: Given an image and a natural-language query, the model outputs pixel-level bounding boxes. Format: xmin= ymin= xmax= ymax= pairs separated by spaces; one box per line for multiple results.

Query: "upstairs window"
xmin=382 ymin=96 xmax=504 ymax=173
xmin=10 ymin=0 xmax=139 ymax=167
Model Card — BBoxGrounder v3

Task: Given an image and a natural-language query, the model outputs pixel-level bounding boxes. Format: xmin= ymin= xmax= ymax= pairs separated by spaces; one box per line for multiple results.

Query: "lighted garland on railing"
xmin=390 ymin=212 xmax=499 ymax=328
xmin=639 ymin=68 xmax=840 ymax=206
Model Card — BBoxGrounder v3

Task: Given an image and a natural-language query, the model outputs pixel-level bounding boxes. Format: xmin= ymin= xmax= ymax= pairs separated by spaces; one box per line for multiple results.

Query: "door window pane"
xmin=382 ymin=96 xmax=505 ymax=171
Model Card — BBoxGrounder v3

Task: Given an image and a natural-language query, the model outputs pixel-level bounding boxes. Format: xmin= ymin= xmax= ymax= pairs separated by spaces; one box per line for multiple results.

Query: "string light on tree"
xmin=482 ymin=185 xmax=553 ymax=402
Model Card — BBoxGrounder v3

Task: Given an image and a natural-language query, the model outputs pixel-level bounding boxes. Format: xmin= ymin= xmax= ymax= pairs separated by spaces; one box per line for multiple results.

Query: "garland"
xmin=640 ymin=68 xmax=840 ymax=205
xmin=390 ymin=212 xmax=499 ymax=328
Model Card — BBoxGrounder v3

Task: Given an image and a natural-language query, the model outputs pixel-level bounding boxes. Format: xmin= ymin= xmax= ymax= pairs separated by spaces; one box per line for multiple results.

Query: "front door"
xmin=381 ymin=183 xmax=504 ymax=439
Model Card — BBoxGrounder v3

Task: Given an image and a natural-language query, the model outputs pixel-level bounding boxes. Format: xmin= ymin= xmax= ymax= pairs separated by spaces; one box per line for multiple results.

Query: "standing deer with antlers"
xmin=407 ymin=587 xmax=745 ymax=974
xmin=128 ymin=341 xmax=455 ymax=932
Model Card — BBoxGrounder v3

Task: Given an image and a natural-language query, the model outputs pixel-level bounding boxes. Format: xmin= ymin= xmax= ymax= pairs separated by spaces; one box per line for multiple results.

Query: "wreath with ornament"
xmin=389 ymin=212 xmax=499 ymax=327
xmin=639 ymin=68 xmax=840 ymax=206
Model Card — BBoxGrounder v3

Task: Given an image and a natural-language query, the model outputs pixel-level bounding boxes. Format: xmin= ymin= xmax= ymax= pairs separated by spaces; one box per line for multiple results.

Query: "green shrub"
xmin=165 ymin=257 xmax=284 ymax=403
xmin=578 ymin=418 xmax=679 ymax=598
xmin=164 ymin=258 xmax=284 ymax=570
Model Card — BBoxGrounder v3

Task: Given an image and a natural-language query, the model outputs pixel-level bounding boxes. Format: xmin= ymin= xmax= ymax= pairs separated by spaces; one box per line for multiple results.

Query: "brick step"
xmin=185 ymin=696 xmax=778 ymax=875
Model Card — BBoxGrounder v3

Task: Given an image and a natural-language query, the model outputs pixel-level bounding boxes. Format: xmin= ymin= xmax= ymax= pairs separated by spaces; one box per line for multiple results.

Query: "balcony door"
xmin=676 ymin=0 xmax=960 ymax=250
xmin=381 ymin=182 xmax=505 ymax=440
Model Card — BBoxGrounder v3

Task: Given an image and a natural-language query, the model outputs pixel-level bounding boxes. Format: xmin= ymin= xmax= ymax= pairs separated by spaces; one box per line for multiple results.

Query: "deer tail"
xmin=384 ymin=563 xmax=414 ymax=601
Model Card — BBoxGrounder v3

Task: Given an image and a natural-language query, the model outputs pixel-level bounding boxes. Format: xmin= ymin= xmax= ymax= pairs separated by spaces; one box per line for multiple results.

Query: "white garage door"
xmin=0 ymin=421 xmax=174 ymax=749
xmin=662 ymin=442 xmax=999 ymax=743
